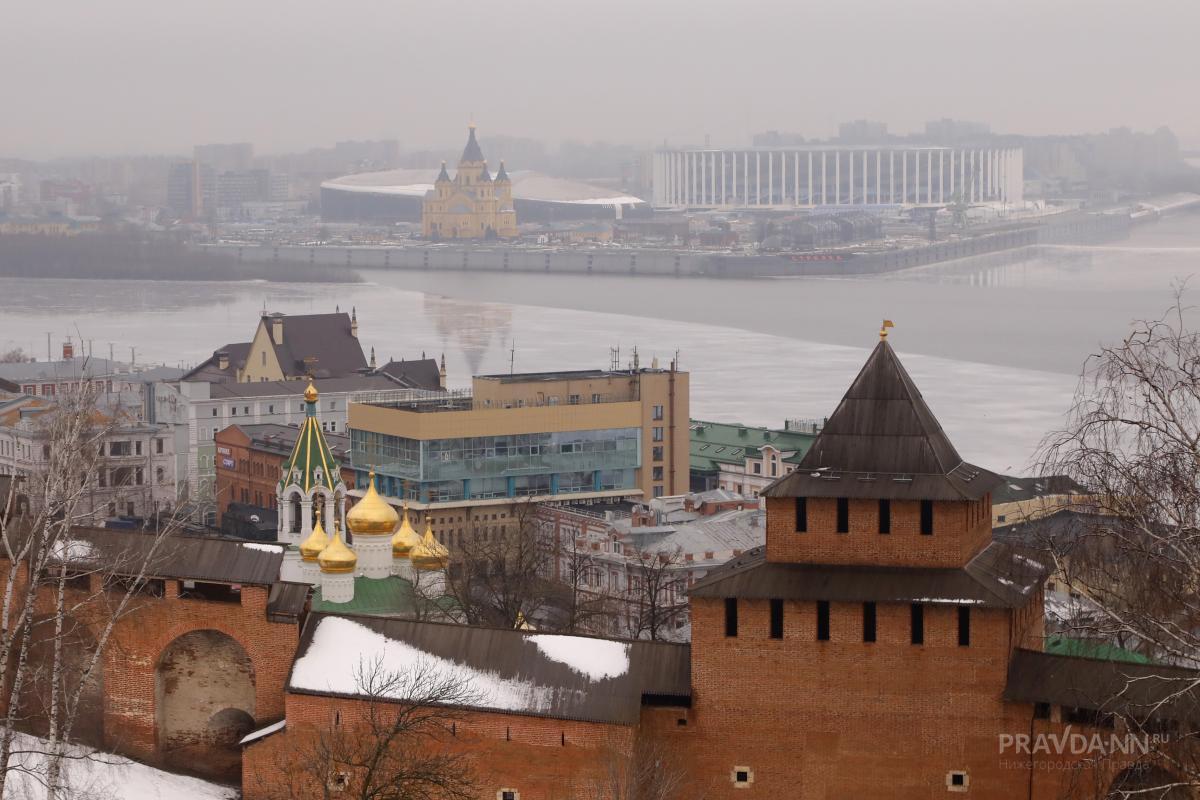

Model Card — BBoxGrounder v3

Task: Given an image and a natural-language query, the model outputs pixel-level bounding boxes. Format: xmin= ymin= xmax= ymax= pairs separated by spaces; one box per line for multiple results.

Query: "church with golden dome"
xmin=421 ymin=124 xmax=518 ymax=240
xmin=278 ymin=382 xmax=450 ymax=609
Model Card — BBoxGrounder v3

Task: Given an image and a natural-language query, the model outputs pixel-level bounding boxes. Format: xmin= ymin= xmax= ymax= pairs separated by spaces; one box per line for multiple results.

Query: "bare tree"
xmin=0 ymin=379 xmax=180 ymax=799
xmin=447 ymin=499 xmax=554 ymax=629
xmin=625 ymin=546 xmax=688 ymax=642
xmin=0 ymin=348 xmax=29 ymax=364
xmin=544 ymin=522 xmax=619 ymax=636
xmin=253 ymin=656 xmax=478 ymax=800
xmin=581 ymin=733 xmax=692 ymax=800
xmin=1037 ymin=291 xmax=1200 ymax=795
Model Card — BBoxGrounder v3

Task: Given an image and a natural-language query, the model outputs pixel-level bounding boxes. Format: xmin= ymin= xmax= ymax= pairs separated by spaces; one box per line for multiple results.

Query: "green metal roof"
xmin=279 ymin=387 xmax=343 ymax=494
xmin=690 ymin=419 xmax=818 ymax=475
xmin=1044 ymin=635 xmax=1152 ymax=665
xmin=312 ymin=575 xmax=458 ymax=617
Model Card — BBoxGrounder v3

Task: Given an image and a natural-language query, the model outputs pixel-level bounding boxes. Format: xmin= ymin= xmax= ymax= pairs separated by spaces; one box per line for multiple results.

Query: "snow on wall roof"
xmin=321 ymin=168 xmax=645 ymax=206
xmin=288 ymin=614 xmax=689 ymax=725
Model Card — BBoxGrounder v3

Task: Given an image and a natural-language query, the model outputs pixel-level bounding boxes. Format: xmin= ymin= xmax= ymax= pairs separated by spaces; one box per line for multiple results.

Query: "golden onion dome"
xmin=299 ymin=515 xmax=330 ymax=562
xmin=304 ymin=381 xmax=318 ymax=403
xmin=318 ymin=523 xmax=357 ymax=574
xmin=391 ymin=504 xmax=421 ymax=559
xmin=411 ymin=520 xmax=449 ymax=571
xmin=346 ymin=471 xmax=398 ymax=536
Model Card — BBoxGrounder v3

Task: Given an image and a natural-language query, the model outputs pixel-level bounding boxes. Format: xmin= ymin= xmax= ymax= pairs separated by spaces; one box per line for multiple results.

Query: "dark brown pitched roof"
xmin=379 ymin=358 xmax=441 ymax=390
xmin=764 ymin=339 xmax=1000 ymax=501
xmin=267 ymin=581 xmax=311 ymax=622
xmin=265 ymin=313 xmax=367 ymax=379
xmin=992 ymin=474 xmax=1089 ymax=504
xmin=43 ymin=527 xmax=284 ymax=585
xmin=690 ymin=539 xmax=1047 ymax=607
xmin=229 ymin=422 xmax=351 ymax=462
xmin=182 ymin=342 xmax=252 ymax=382
xmin=1005 ymin=649 xmax=1200 ymax=721
xmin=289 ymin=613 xmax=690 ymax=725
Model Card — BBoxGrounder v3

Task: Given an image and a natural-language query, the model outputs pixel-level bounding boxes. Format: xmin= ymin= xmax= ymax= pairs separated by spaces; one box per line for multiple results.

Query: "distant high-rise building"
xmin=0 ymin=174 xmax=21 ymax=211
xmin=837 ymin=120 xmax=890 ymax=143
xmin=924 ymin=118 xmax=992 ymax=143
xmin=752 ymin=130 xmax=806 ymax=147
xmin=166 ymin=161 xmax=215 ymax=218
xmin=167 ymin=161 xmax=289 ymax=218
xmin=193 ymin=142 xmax=254 ymax=173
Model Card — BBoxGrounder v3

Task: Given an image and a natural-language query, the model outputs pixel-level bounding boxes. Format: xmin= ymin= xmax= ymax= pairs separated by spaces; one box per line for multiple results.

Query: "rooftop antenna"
xmin=509 ymin=339 xmax=516 ymax=375
xmin=610 ymin=346 xmax=620 ymax=371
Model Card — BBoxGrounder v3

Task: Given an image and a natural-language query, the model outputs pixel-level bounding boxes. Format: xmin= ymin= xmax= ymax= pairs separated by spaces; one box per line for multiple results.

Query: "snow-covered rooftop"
xmin=288 ymin=614 xmax=688 ymax=725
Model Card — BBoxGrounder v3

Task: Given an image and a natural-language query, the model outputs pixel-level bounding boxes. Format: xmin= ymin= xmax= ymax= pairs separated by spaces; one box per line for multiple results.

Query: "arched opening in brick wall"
xmin=155 ymin=629 xmax=256 ymax=781
xmin=14 ymin=613 xmax=104 ymax=747
xmin=1107 ymin=765 xmax=1189 ymax=799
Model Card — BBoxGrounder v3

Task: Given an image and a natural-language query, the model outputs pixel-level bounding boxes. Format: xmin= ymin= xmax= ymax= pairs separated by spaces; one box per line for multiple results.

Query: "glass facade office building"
xmin=350 ymin=427 xmax=641 ymax=503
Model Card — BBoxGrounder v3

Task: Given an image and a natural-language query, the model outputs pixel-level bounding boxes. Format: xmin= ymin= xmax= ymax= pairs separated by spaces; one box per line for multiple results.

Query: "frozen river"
xmin=3 ymin=212 xmax=1199 ymax=475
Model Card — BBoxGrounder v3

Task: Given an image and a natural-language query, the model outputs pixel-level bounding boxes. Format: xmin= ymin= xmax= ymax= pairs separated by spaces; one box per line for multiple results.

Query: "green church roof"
xmin=279 ymin=383 xmax=343 ymax=494
xmin=312 ymin=575 xmax=458 ymax=617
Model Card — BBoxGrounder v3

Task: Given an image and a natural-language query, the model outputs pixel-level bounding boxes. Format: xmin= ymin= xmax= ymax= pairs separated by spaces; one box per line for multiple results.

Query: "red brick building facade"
xmin=214 ymin=423 xmax=351 ymax=529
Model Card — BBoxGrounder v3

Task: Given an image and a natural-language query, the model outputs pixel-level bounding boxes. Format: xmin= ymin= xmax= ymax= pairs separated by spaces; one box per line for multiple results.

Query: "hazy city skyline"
xmin=3 ymin=0 xmax=1197 ymax=160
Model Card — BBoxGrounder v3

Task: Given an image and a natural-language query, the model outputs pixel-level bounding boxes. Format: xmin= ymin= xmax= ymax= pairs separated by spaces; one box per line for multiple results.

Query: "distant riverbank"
xmin=0 ymin=232 xmax=361 ymax=283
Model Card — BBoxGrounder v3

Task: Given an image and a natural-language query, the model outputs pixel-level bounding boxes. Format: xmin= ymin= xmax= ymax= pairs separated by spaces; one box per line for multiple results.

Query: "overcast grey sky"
xmin=2 ymin=0 xmax=1196 ymax=159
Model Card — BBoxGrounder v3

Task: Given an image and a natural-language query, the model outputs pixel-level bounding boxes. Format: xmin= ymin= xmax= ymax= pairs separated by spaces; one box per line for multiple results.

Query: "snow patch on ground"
xmin=3 ymin=732 xmax=235 ymax=800
xmin=528 ymin=634 xmax=630 ymax=681
xmin=242 ymin=542 xmax=283 ymax=553
xmin=291 ymin=617 xmax=557 ymax=715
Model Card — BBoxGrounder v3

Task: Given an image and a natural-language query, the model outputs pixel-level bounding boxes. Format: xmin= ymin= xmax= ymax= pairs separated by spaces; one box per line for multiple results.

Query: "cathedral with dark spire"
xmin=422 ymin=124 xmax=517 ymax=239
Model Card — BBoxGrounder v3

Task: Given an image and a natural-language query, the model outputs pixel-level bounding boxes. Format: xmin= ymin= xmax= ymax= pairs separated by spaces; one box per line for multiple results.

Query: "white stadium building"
xmin=321 ymin=168 xmax=646 ymax=223
xmin=652 ymin=146 xmax=1022 ymax=210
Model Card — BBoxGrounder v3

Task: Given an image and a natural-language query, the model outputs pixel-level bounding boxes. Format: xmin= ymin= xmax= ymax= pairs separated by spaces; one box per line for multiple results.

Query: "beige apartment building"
xmin=347 ymin=365 xmax=688 ymax=543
